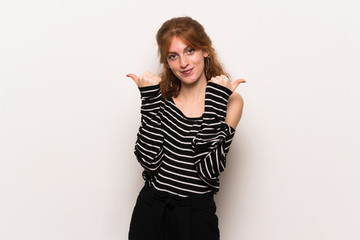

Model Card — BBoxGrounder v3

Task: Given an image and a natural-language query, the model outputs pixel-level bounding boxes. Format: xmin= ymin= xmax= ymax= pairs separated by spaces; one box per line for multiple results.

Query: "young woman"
xmin=127 ymin=16 xmax=245 ymax=240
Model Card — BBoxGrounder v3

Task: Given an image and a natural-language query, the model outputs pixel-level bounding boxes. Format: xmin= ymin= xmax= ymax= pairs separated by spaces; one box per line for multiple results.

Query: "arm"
xmin=193 ymin=79 xmax=244 ymax=192
xmin=226 ymin=91 xmax=244 ymax=129
xmin=127 ymin=72 xmax=164 ymax=173
xmin=134 ymin=84 xmax=164 ymax=173
xmin=208 ymin=74 xmax=245 ymax=128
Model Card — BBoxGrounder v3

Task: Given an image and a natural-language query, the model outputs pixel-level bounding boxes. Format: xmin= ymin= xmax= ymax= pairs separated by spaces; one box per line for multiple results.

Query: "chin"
xmin=177 ymin=73 xmax=204 ymax=85
xmin=178 ymin=76 xmax=198 ymax=85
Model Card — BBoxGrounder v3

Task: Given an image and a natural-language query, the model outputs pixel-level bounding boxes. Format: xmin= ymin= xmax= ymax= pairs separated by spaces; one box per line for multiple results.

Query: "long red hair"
xmin=156 ymin=16 xmax=229 ymax=99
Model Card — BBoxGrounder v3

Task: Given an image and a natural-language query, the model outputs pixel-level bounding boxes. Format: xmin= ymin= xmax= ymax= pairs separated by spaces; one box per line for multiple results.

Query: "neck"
xmin=177 ymin=76 xmax=207 ymax=102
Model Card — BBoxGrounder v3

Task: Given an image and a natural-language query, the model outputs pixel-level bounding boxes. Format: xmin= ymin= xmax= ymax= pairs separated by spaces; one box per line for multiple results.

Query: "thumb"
xmin=231 ymin=78 xmax=246 ymax=91
xmin=126 ymin=73 xmax=139 ymax=85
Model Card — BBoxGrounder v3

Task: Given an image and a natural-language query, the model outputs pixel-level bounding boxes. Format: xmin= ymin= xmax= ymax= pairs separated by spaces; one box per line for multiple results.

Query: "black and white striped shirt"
xmin=134 ymin=82 xmax=236 ymax=197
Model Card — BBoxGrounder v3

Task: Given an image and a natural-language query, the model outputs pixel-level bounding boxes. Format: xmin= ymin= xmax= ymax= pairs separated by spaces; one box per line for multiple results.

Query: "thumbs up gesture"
xmin=127 ymin=71 xmax=162 ymax=88
xmin=209 ymin=75 xmax=246 ymax=92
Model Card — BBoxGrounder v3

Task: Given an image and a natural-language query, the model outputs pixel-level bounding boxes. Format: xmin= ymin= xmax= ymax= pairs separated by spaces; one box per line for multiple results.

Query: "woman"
xmin=127 ymin=16 xmax=245 ymax=240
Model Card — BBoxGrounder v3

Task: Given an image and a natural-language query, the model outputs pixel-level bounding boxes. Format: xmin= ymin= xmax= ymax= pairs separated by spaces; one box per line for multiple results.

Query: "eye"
xmin=187 ymin=48 xmax=195 ymax=54
xmin=167 ymin=54 xmax=178 ymax=60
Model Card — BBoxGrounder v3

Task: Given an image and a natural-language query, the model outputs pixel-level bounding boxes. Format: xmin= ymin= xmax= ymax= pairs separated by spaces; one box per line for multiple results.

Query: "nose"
xmin=179 ymin=56 xmax=189 ymax=68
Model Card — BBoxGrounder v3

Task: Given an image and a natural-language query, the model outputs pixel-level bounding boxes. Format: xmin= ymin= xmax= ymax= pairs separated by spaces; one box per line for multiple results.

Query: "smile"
xmin=180 ymin=67 xmax=194 ymax=75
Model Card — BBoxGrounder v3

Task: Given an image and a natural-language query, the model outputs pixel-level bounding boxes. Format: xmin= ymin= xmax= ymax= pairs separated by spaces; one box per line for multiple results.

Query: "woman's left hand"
xmin=209 ymin=75 xmax=246 ymax=92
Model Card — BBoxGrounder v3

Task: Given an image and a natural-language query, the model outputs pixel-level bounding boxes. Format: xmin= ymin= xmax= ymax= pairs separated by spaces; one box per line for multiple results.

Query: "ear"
xmin=202 ymin=49 xmax=209 ymax=58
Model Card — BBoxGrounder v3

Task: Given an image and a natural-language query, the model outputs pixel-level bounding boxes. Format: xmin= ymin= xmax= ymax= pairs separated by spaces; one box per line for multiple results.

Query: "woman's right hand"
xmin=127 ymin=71 xmax=162 ymax=88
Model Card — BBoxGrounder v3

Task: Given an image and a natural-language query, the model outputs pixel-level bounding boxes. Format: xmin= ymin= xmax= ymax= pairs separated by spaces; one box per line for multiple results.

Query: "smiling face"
xmin=167 ymin=36 xmax=208 ymax=86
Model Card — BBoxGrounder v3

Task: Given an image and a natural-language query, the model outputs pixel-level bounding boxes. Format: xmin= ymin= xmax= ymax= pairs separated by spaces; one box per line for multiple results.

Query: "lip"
xmin=180 ymin=67 xmax=194 ymax=75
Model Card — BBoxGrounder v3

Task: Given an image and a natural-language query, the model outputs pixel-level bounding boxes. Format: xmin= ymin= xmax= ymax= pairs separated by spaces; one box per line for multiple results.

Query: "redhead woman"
xmin=127 ymin=16 xmax=245 ymax=240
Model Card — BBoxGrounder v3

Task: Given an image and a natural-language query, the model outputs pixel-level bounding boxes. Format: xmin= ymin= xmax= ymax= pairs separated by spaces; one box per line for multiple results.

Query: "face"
xmin=167 ymin=36 xmax=208 ymax=85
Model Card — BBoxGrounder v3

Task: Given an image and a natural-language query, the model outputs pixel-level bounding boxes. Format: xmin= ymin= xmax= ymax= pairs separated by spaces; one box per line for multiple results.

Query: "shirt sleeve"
xmin=134 ymin=84 xmax=164 ymax=174
xmin=192 ymin=82 xmax=236 ymax=192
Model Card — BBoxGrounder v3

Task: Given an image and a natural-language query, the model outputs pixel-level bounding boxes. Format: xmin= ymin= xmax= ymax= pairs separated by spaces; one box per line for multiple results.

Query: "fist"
xmin=209 ymin=74 xmax=245 ymax=92
xmin=127 ymin=71 xmax=162 ymax=88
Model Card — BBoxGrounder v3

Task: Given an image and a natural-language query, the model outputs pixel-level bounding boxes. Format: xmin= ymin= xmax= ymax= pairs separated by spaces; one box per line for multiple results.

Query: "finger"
xmin=126 ymin=73 xmax=139 ymax=84
xmin=236 ymin=78 xmax=246 ymax=84
xmin=231 ymin=78 xmax=246 ymax=91
xmin=220 ymin=74 xmax=228 ymax=81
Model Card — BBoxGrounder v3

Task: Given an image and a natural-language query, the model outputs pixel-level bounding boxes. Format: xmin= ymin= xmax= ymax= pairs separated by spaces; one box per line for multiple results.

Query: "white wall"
xmin=1 ymin=0 xmax=359 ymax=239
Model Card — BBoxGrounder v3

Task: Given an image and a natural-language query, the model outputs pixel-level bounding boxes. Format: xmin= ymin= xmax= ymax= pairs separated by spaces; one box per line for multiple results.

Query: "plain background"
xmin=1 ymin=0 xmax=359 ymax=239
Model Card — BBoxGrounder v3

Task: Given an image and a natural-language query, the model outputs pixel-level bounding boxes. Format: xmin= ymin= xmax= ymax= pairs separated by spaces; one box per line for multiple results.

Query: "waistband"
xmin=139 ymin=184 xmax=215 ymax=210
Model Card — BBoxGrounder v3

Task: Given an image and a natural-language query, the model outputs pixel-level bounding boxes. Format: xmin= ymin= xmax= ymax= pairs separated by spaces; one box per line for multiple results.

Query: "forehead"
xmin=168 ymin=36 xmax=191 ymax=53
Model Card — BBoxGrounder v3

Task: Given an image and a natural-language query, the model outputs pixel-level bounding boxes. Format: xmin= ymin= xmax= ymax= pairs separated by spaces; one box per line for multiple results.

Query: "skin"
xmin=127 ymin=36 xmax=245 ymax=129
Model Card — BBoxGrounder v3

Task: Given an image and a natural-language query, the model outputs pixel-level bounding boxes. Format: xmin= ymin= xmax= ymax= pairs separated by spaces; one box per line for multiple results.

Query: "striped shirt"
xmin=134 ymin=82 xmax=236 ymax=197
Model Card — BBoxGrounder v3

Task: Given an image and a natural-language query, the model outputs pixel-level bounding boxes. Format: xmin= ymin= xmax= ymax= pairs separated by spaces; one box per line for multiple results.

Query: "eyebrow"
xmin=167 ymin=46 xmax=193 ymax=55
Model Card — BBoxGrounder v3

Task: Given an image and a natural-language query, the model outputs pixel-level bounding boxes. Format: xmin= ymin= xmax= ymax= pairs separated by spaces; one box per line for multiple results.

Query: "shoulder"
xmin=228 ymin=91 xmax=243 ymax=106
xmin=228 ymin=92 xmax=244 ymax=114
xmin=225 ymin=92 xmax=244 ymax=129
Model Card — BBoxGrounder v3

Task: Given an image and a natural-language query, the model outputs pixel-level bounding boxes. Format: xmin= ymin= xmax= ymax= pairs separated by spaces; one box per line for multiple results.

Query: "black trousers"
xmin=128 ymin=184 xmax=220 ymax=240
